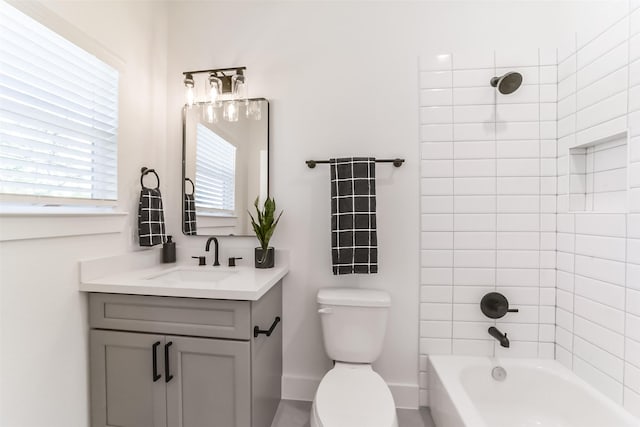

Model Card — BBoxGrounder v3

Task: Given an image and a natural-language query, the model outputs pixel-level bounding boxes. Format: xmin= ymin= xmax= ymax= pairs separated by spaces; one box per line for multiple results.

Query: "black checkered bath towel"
xmin=138 ymin=186 xmax=166 ymax=247
xmin=330 ymin=157 xmax=378 ymax=275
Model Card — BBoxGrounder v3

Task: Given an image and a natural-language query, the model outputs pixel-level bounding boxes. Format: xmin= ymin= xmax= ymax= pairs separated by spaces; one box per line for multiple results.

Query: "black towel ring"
xmin=185 ymin=178 xmax=195 ymax=195
xmin=140 ymin=167 xmax=160 ymax=189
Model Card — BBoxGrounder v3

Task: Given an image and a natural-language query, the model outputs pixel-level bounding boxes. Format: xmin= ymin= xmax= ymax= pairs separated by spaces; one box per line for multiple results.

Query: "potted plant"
xmin=249 ymin=196 xmax=283 ymax=268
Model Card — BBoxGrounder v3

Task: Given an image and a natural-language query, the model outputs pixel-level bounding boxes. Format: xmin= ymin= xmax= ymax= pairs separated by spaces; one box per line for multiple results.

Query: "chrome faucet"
xmin=488 ymin=326 xmax=510 ymax=348
xmin=205 ymin=237 xmax=220 ymax=266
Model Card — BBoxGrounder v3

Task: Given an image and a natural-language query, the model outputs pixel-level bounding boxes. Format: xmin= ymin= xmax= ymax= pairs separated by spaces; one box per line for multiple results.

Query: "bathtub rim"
xmin=428 ymin=355 xmax=639 ymax=427
xmin=429 ymin=355 xmax=487 ymax=427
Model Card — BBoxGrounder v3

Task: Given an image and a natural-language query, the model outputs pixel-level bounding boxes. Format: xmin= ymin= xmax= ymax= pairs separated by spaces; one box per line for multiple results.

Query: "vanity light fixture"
xmin=182 ymin=67 xmax=260 ymax=122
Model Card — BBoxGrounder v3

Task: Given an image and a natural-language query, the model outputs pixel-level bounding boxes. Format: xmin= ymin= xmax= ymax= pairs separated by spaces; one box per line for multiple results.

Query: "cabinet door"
xmin=90 ymin=330 xmax=167 ymax=427
xmin=165 ymin=336 xmax=251 ymax=427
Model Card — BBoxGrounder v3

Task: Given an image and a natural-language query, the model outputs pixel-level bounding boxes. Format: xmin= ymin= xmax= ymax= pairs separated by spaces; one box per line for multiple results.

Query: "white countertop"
xmin=79 ymin=252 xmax=288 ymax=300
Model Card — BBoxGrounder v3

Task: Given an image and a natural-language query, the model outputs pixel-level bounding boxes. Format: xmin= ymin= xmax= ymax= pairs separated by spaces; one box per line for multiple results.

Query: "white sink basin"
xmin=147 ymin=268 xmax=237 ymax=283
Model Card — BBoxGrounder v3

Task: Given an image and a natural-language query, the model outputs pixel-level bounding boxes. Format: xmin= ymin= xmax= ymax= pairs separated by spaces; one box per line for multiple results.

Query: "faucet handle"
xmin=481 ymin=292 xmax=518 ymax=319
xmin=228 ymin=257 xmax=243 ymax=267
xmin=192 ymin=256 xmax=206 ymax=266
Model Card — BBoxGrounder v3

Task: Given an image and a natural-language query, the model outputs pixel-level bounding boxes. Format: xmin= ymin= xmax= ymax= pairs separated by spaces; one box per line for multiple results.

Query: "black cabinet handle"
xmin=254 ymin=316 xmax=281 ymax=338
xmin=152 ymin=341 xmax=161 ymax=382
xmin=164 ymin=341 xmax=174 ymax=383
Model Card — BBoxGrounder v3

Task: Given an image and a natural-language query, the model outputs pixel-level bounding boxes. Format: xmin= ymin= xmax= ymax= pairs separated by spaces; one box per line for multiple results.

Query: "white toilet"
xmin=311 ymin=288 xmax=398 ymax=427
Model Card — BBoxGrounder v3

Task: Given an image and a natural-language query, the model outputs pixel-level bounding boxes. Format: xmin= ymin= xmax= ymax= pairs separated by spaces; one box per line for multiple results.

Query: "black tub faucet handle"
xmin=481 ymin=292 xmax=518 ymax=319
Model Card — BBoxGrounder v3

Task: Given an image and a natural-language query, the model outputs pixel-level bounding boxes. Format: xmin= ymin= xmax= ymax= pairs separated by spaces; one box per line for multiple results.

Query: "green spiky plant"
xmin=248 ymin=197 xmax=283 ymax=263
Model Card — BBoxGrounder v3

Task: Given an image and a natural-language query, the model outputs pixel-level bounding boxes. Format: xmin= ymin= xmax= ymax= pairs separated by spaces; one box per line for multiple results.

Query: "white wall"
xmin=164 ymin=0 xmax=627 ymax=407
xmin=555 ymin=2 xmax=640 ymax=417
xmin=0 ymin=1 xmax=168 ymax=426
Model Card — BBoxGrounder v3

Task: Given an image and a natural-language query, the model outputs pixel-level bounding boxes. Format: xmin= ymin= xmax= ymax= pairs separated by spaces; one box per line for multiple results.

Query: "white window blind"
xmin=0 ymin=1 xmax=119 ymax=202
xmin=195 ymin=123 xmax=236 ymax=213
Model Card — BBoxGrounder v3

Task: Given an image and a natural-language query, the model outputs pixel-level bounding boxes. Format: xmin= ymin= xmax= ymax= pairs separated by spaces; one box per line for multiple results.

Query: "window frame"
xmin=0 ymin=0 xmax=124 ymax=210
xmin=0 ymin=0 xmax=127 ymax=241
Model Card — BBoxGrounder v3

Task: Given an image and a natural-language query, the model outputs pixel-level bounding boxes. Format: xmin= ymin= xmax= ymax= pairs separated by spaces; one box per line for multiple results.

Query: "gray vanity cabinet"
xmin=88 ymin=281 xmax=282 ymax=427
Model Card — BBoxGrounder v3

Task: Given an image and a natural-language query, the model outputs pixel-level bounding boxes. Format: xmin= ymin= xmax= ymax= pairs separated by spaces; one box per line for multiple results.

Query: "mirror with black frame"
xmin=182 ymin=98 xmax=269 ymax=236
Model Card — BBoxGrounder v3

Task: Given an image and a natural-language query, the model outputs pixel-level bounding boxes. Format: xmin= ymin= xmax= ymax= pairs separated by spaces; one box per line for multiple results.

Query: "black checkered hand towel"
xmin=184 ymin=178 xmax=197 ymax=235
xmin=330 ymin=157 xmax=377 ymax=275
xmin=183 ymin=193 xmax=197 ymax=235
xmin=138 ymin=186 xmax=166 ymax=247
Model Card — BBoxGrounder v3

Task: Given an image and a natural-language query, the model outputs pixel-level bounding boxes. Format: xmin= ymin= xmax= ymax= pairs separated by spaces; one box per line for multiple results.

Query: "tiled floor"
xmin=271 ymin=400 xmax=436 ymax=427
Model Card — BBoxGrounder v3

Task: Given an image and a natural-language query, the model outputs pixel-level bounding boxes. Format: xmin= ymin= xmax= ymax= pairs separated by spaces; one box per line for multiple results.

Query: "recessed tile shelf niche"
xmin=569 ymin=130 xmax=628 ymax=213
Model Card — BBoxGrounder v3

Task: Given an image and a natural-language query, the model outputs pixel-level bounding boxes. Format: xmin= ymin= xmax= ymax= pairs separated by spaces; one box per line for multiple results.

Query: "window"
xmin=0 ymin=1 xmax=119 ymax=203
xmin=195 ymin=123 xmax=236 ymax=214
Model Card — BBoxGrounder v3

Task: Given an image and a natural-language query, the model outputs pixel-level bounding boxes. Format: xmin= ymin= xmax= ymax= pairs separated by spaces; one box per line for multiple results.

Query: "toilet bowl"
xmin=311 ymin=363 xmax=398 ymax=427
xmin=311 ymin=288 xmax=398 ymax=427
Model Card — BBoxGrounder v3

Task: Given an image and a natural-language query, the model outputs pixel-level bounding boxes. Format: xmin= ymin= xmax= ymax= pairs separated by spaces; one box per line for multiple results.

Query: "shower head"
xmin=490 ymin=72 xmax=523 ymax=95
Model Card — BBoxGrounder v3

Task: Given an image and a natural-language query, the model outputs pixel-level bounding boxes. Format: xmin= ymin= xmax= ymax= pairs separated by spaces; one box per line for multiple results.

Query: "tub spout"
xmin=488 ymin=326 xmax=510 ymax=348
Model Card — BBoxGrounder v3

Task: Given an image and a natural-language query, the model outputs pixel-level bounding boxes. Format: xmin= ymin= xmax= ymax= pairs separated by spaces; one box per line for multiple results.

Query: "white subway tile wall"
xmin=555 ymin=4 xmax=640 ymax=418
xmin=419 ymin=4 xmax=640 ymax=412
xmin=418 ymin=48 xmax=557 ymax=406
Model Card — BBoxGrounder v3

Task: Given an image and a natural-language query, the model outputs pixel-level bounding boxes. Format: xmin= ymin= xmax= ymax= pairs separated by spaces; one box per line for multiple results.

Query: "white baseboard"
xmin=282 ymin=375 xmax=419 ymax=409
xmin=390 ymin=383 xmax=420 ymax=409
xmin=281 ymin=375 xmax=319 ymax=402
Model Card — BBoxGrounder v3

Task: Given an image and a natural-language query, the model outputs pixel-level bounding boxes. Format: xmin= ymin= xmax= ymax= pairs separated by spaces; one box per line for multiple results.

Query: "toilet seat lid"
xmin=315 ymin=365 xmax=396 ymax=427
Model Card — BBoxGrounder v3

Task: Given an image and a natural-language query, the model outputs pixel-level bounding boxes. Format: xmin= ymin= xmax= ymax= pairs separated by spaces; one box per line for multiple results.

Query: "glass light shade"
xmin=223 ymin=100 xmax=239 ymax=122
xmin=232 ymin=74 xmax=246 ymax=99
xmin=185 ymin=86 xmax=195 ymax=106
xmin=208 ymin=75 xmax=222 ymax=103
xmin=204 ymin=104 xmax=219 ymax=123
xmin=209 ymin=85 xmax=219 ymax=103
xmin=246 ymin=100 xmax=262 ymax=120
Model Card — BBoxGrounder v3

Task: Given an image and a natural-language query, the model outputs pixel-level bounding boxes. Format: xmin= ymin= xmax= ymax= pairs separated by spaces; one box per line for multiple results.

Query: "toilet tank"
xmin=317 ymin=288 xmax=391 ymax=363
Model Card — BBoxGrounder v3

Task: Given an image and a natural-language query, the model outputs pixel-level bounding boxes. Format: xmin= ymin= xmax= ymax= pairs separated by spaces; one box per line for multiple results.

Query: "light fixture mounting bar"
xmin=182 ymin=66 xmax=246 ymax=76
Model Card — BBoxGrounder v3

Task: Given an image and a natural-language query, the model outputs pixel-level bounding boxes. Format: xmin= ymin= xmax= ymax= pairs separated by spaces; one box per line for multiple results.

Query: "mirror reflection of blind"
xmin=195 ymin=123 xmax=236 ymax=213
xmin=0 ymin=1 xmax=119 ymax=201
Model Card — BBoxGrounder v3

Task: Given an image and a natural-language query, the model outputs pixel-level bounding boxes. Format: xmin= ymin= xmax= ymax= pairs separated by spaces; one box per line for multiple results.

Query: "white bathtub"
xmin=429 ymin=355 xmax=639 ymax=427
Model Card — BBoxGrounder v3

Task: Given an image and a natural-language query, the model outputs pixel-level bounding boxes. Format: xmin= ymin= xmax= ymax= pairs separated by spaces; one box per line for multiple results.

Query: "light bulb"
xmin=223 ymin=100 xmax=239 ymax=122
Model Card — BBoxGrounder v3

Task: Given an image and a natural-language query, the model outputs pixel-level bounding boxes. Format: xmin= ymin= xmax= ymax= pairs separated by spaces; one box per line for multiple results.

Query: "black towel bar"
xmin=305 ymin=158 xmax=405 ymax=168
